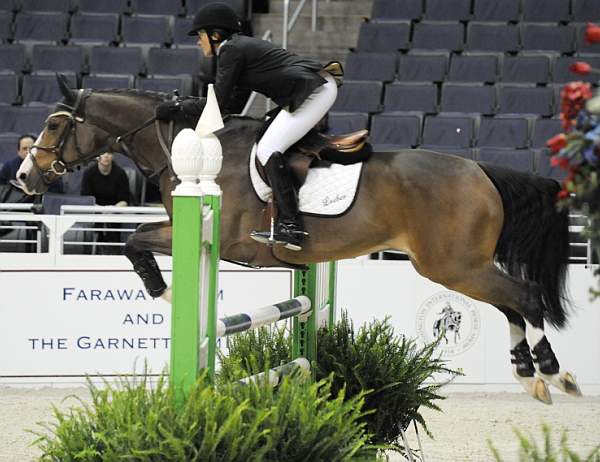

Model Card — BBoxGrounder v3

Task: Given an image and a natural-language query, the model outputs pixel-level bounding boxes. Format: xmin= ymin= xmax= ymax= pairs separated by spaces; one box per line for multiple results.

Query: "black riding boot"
xmin=250 ymin=152 xmax=307 ymax=251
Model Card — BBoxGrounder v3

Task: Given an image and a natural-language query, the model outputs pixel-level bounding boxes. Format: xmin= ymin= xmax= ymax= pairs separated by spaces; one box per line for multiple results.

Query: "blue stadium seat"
xmin=531 ymin=118 xmax=562 ymax=149
xmin=573 ymin=0 xmax=600 ymax=22
xmin=326 ymin=113 xmax=369 ymax=135
xmin=22 ymin=73 xmax=77 ymax=104
xmin=501 ymin=55 xmax=550 ymax=84
xmin=574 ymin=22 xmax=599 ymax=53
xmin=0 ymin=73 xmax=19 ymax=104
xmin=356 ymin=21 xmax=411 ymax=52
xmin=0 ymin=133 xmax=20 ymax=165
xmin=0 ymin=1 xmax=16 ymax=11
xmin=70 ymin=13 xmax=119 ymax=46
xmin=14 ymin=12 xmax=68 ymax=43
xmin=136 ymin=76 xmax=193 ymax=97
xmin=20 ymin=0 xmax=72 ymax=13
xmin=384 ymin=82 xmax=437 ymax=113
xmin=447 ymin=54 xmax=498 ymax=83
xmin=172 ymin=17 xmax=196 ymax=47
xmin=422 ymin=114 xmax=474 ymax=147
xmin=147 ymin=47 xmax=202 ymax=76
xmin=371 ymin=0 xmax=422 ymax=20
xmin=397 ymin=51 xmax=447 ymax=82
xmin=121 ymin=15 xmax=170 ymax=46
xmin=41 ymin=193 xmax=96 ymax=215
xmin=345 ymin=52 xmax=397 ymax=81
xmin=473 ymin=0 xmax=519 ymax=21
xmin=418 ymin=145 xmax=474 ymax=159
xmin=424 ymin=0 xmax=470 ymax=21
xmin=371 ymin=113 xmax=421 ymax=150
xmin=12 ymin=105 xmax=52 ymax=134
xmin=441 ymin=83 xmax=496 ymax=115
xmin=520 ymin=23 xmax=575 ymax=53
xmin=82 ymin=74 xmax=134 ymax=90
xmin=553 ymin=55 xmax=600 ymax=84
xmin=477 ymin=116 xmax=529 ymax=148
xmin=522 ymin=0 xmax=570 ymax=22
xmin=466 ymin=22 xmax=519 ymax=53
xmin=186 ymin=0 xmax=247 ymax=18
xmin=331 ymin=81 xmax=383 ymax=113
xmin=412 ymin=21 xmax=464 ymax=51
xmin=78 ymin=0 xmax=129 ymax=14
xmin=0 ymin=44 xmax=26 ymax=73
xmin=90 ymin=46 xmax=144 ymax=76
xmin=0 ymin=11 xmax=12 ymax=43
xmin=536 ymin=148 xmax=566 ymax=179
xmin=130 ymin=0 xmax=183 ymax=16
xmin=478 ymin=148 xmax=534 ymax=173
xmin=497 ymin=84 xmax=554 ymax=116
xmin=31 ymin=45 xmax=83 ymax=74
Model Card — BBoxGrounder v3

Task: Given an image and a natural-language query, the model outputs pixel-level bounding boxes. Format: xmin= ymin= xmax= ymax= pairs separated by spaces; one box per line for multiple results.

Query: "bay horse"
xmin=17 ymin=76 xmax=581 ymax=404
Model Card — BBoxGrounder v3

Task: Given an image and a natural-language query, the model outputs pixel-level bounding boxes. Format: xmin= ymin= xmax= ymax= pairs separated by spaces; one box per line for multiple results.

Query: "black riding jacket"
xmin=214 ymin=34 xmax=326 ymax=113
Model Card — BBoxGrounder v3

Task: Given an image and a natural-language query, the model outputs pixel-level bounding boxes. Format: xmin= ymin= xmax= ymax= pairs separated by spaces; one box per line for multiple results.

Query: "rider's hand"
xmin=155 ymin=101 xmax=181 ymax=120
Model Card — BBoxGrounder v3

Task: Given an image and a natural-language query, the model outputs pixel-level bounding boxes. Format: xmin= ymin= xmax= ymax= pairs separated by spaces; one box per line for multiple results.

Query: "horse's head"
xmin=17 ymin=75 xmax=123 ymax=194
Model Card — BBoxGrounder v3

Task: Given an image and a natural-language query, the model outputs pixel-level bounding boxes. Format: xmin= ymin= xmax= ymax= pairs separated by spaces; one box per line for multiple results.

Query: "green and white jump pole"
xmin=169 ymin=85 xmax=337 ymax=401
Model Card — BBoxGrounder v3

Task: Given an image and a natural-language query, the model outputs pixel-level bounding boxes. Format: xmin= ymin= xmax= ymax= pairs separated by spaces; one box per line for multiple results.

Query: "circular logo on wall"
xmin=416 ymin=291 xmax=481 ymax=357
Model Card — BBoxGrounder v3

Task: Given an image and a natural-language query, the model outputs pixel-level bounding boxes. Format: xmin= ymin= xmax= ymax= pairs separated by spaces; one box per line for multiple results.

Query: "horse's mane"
xmin=94 ymin=88 xmax=172 ymax=101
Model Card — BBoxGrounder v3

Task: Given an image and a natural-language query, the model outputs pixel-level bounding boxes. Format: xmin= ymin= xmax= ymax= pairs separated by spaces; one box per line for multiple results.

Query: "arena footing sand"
xmin=1 ymin=388 xmax=599 ymax=461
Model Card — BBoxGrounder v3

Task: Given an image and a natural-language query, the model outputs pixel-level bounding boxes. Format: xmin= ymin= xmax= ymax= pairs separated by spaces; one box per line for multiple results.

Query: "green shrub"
xmin=488 ymin=424 xmax=600 ymax=461
xmin=34 ymin=372 xmax=378 ymax=462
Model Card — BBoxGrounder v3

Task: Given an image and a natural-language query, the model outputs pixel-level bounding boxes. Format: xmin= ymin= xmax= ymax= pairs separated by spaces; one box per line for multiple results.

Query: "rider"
xmin=155 ymin=2 xmax=340 ymax=251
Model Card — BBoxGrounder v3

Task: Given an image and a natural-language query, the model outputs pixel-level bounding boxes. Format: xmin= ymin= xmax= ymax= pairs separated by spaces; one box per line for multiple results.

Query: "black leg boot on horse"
xmin=250 ymin=152 xmax=308 ymax=251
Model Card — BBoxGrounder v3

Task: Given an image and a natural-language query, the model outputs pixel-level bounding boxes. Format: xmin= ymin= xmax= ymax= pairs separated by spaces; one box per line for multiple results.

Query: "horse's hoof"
xmin=541 ymin=371 xmax=583 ymax=397
xmin=161 ymin=287 xmax=172 ymax=304
xmin=513 ymin=373 xmax=552 ymax=405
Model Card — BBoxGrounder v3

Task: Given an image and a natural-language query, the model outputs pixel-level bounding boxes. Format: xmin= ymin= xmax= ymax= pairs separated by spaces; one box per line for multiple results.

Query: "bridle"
xmin=28 ymin=88 xmax=158 ymax=185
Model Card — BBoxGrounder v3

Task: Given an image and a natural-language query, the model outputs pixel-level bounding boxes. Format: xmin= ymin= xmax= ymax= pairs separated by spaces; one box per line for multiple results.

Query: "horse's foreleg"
xmin=124 ymin=221 xmax=173 ymax=299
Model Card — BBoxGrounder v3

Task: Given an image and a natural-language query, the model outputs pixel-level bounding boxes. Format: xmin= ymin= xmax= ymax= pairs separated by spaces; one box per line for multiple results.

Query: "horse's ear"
xmin=56 ymin=73 xmax=76 ymax=103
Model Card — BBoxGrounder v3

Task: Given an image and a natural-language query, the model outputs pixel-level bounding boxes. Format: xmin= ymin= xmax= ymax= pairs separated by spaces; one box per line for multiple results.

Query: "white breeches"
xmin=256 ymin=71 xmax=338 ymax=165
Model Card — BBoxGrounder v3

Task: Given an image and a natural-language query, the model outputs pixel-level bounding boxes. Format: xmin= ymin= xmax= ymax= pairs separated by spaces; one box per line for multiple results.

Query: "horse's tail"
xmin=478 ymin=163 xmax=570 ymax=329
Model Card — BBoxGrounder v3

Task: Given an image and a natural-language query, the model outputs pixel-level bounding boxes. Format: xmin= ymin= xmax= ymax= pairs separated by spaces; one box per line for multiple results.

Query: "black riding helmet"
xmin=187 ymin=2 xmax=242 ymax=36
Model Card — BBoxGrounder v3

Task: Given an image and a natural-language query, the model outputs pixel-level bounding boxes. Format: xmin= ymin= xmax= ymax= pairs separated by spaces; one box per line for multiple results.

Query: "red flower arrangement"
xmin=559 ymin=82 xmax=593 ymax=131
xmin=547 ymin=133 xmax=568 ymax=154
xmin=585 ymin=23 xmax=600 ymax=44
xmin=569 ymin=61 xmax=592 ymax=75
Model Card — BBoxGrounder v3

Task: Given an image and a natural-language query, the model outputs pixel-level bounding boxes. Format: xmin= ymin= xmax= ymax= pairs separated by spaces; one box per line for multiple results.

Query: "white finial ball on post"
xmin=171 ymin=128 xmax=204 ymax=197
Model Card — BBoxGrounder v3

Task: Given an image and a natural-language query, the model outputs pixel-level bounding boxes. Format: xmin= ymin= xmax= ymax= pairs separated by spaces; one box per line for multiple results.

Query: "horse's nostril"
xmin=19 ymin=172 xmax=26 ymax=181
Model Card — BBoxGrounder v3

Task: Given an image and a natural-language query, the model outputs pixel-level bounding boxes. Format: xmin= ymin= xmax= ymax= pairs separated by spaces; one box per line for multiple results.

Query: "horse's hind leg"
xmin=124 ymin=220 xmax=173 ymax=299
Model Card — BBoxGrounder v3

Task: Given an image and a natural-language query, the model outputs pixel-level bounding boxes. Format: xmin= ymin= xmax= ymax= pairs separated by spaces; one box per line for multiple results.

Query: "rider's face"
xmin=198 ymin=30 xmax=213 ymax=57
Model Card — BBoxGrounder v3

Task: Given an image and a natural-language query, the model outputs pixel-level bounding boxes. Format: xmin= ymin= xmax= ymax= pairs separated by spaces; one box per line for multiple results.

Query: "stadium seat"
xmin=147 ymin=47 xmax=202 ymax=76
xmin=121 ymin=15 xmax=170 ymax=46
xmin=473 ymin=0 xmax=519 ymax=21
xmin=356 ymin=21 xmax=411 ymax=52
xmin=553 ymin=55 xmax=600 ymax=84
xmin=78 ymin=0 xmax=129 ymax=14
xmin=61 ymin=168 xmax=84 ymax=196
xmin=22 ymin=73 xmax=77 ymax=105
xmin=574 ymin=22 xmax=599 ymax=53
xmin=0 ymin=11 xmax=12 ymax=43
xmin=418 ymin=145 xmax=474 ymax=159
xmin=0 ymin=44 xmax=26 ymax=73
xmin=422 ymin=114 xmax=474 ymax=147
xmin=466 ymin=22 xmax=519 ymax=53
xmin=136 ymin=76 xmax=193 ymax=97
xmin=0 ymin=1 xmax=16 ymax=11
xmin=31 ymin=45 xmax=83 ymax=74
xmin=501 ymin=55 xmax=550 ymax=84
xmin=371 ymin=113 xmax=421 ymax=150
xmin=477 ymin=116 xmax=530 ymax=149
xmin=397 ymin=52 xmax=448 ymax=82
xmin=172 ymin=17 xmax=196 ymax=47
xmin=447 ymin=54 xmax=498 ymax=83
xmin=12 ymin=105 xmax=52 ymax=134
xmin=520 ymin=23 xmax=575 ymax=53
xmin=331 ymin=81 xmax=383 ymax=113
xmin=0 ymin=133 xmax=20 ymax=165
xmin=531 ymin=118 xmax=562 ymax=149
xmin=424 ymin=0 xmax=471 ymax=21
xmin=536 ymin=148 xmax=566 ymax=179
xmin=522 ymin=0 xmax=571 ymax=22
xmin=20 ymin=0 xmax=72 ymax=13
xmin=186 ymin=0 xmax=247 ymax=18
xmin=326 ymin=113 xmax=369 ymax=135
xmin=497 ymin=84 xmax=554 ymax=116
xmin=82 ymin=75 xmax=134 ymax=90
xmin=41 ymin=193 xmax=96 ymax=215
xmin=130 ymin=0 xmax=183 ymax=16
xmin=69 ymin=13 xmax=119 ymax=46
xmin=344 ymin=52 xmax=397 ymax=82
xmin=14 ymin=12 xmax=68 ymax=43
xmin=478 ymin=148 xmax=534 ymax=173
xmin=384 ymin=82 xmax=437 ymax=113
xmin=371 ymin=0 xmax=422 ymax=20
xmin=440 ymin=83 xmax=496 ymax=115
xmin=90 ymin=46 xmax=144 ymax=76
xmin=0 ymin=73 xmax=19 ymax=105
xmin=572 ymin=0 xmax=600 ymax=22
xmin=412 ymin=21 xmax=464 ymax=51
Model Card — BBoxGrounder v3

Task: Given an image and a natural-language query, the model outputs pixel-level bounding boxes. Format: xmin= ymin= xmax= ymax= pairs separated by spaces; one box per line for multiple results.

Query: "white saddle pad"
xmin=249 ymin=145 xmax=364 ymax=216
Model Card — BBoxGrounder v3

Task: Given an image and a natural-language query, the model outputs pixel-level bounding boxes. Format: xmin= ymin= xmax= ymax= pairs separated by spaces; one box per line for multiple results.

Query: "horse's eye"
xmin=47 ymin=122 xmax=59 ymax=131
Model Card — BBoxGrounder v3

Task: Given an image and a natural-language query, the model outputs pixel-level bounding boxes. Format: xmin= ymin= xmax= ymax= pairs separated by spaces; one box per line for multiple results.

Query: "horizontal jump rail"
xmin=238 ymin=357 xmax=311 ymax=386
